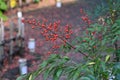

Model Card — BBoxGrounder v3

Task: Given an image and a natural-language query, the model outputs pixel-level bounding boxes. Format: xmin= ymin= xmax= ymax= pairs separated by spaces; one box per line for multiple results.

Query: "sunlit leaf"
xmin=88 ymin=62 xmax=95 ymax=65
xmin=29 ymin=74 xmax=32 ymax=80
xmin=105 ymin=55 xmax=110 ymax=62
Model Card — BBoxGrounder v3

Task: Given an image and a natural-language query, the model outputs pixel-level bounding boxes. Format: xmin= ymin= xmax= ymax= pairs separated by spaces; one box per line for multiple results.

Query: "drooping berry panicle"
xmin=22 ymin=18 xmax=73 ymax=56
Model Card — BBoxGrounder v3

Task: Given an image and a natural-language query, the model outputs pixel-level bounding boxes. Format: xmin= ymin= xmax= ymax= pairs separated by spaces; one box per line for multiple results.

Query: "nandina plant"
xmin=17 ymin=0 xmax=120 ymax=80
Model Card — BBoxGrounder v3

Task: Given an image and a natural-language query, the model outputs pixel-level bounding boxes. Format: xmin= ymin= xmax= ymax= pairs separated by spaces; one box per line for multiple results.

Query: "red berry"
xmin=92 ymin=31 xmax=96 ymax=35
xmin=42 ymin=24 xmax=45 ymax=28
xmin=69 ymin=30 xmax=73 ymax=34
xmin=21 ymin=18 xmax=25 ymax=23
xmin=83 ymin=40 xmax=86 ymax=42
xmin=65 ymin=34 xmax=70 ymax=39
xmin=65 ymin=29 xmax=69 ymax=32
xmin=32 ymin=26 xmax=35 ymax=29
xmin=93 ymin=46 xmax=96 ymax=48
xmin=80 ymin=8 xmax=83 ymax=13
xmin=47 ymin=51 xmax=51 ymax=55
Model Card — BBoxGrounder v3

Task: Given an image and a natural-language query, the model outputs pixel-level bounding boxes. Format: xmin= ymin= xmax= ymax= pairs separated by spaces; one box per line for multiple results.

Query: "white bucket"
xmin=17 ymin=11 xmax=22 ymax=18
xmin=18 ymin=58 xmax=27 ymax=75
xmin=56 ymin=1 xmax=62 ymax=8
xmin=28 ymin=38 xmax=35 ymax=53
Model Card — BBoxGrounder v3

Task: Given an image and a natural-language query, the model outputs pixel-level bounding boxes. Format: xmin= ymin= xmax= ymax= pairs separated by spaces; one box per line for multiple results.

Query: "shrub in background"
xmin=0 ymin=0 xmax=7 ymax=20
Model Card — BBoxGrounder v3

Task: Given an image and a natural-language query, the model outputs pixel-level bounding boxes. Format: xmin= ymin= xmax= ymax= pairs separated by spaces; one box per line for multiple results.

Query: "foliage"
xmin=86 ymin=0 xmax=108 ymax=19
xmin=84 ymin=0 xmax=120 ymax=60
xmin=33 ymin=0 xmax=40 ymax=3
xmin=17 ymin=54 xmax=120 ymax=80
xmin=0 ymin=0 xmax=7 ymax=20
xmin=86 ymin=0 xmax=120 ymax=20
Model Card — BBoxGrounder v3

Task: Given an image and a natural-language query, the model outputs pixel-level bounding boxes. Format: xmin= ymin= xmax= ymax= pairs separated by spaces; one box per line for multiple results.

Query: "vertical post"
xmin=1 ymin=18 xmax=4 ymax=41
xmin=21 ymin=20 xmax=25 ymax=38
xmin=0 ymin=27 xmax=3 ymax=61
xmin=17 ymin=9 xmax=22 ymax=37
xmin=20 ymin=19 xmax=25 ymax=56
xmin=19 ymin=0 xmax=23 ymax=7
xmin=9 ymin=19 xmax=14 ymax=62
xmin=0 ymin=19 xmax=4 ymax=61
xmin=17 ymin=9 xmax=24 ymax=47
xmin=26 ymin=0 xmax=30 ymax=5
xmin=21 ymin=19 xmax=25 ymax=46
xmin=17 ymin=9 xmax=25 ymax=57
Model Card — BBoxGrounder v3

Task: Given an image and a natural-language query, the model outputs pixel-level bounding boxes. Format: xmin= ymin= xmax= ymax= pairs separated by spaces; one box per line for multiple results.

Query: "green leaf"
xmin=16 ymin=75 xmax=26 ymax=80
xmin=0 ymin=11 xmax=7 ymax=20
xmin=45 ymin=54 xmax=59 ymax=64
xmin=113 ymin=62 xmax=120 ymax=70
xmin=40 ymin=61 xmax=48 ymax=68
xmin=53 ymin=68 xmax=59 ymax=80
xmin=112 ymin=26 xmax=120 ymax=33
xmin=32 ymin=68 xmax=42 ymax=79
xmin=67 ymin=69 xmax=76 ymax=80
xmin=116 ymin=74 xmax=120 ymax=80
xmin=33 ymin=0 xmax=40 ymax=3
xmin=0 ymin=2 xmax=7 ymax=10
xmin=88 ymin=62 xmax=95 ymax=65
xmin=80 ymin=77 xmax=91 ymax=80
xmin=115 ymin=30 xmax=120 ymax=35
xmin=106 ymin=48 xmax=115 ymax=53
xmin=83 ymin=37 xmax=90 ymax=41
xmin=43 ymin=68 xmax=51 ymax=80
xmin=0 ymin=11 xmax=2 ymax=15
xmin=64 ymin=66 xmax=75 ymax=74
xmin=101 ymin=61 xmax=106 ymax=71
xmin=105 ymin=55 xmax=110 ymax=62
xmin=106 ymin=19 xmax=112 ymax=25
xmin=87 ymin=28 xmax=95 ymax=32
xmin=73 ymin=69 xmax=81 ymax=80
xmin=116 ymin=19 xmax=120 ymax=24
xmin=96 ymin=26 xmax=102 ymax=32
xmin=61 ymin=44 xmax=70 ymax=53
xmin=89 ymin=41 xmax=95 ymax=46
xmin=63 ymin=56 xmax=69 ymax=61
xmin=87 ymin=75 xmax=96 ymax=80
xmin=112 ymin=23 xmax=118 ymax=29
xmin=29 ymin=74 xmax=33 ymax=80
xmin=102 ymin=38 xmax=107 ymax=45
xmin=112 ymin=36 xmax=118 ymax=44
xmin=44 ymin=65 xmax=55 ymax=79
xmin=56 ymin=68 xmax=63 ymax=77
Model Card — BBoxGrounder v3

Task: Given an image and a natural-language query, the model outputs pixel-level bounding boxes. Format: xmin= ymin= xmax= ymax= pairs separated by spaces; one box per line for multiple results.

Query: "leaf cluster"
xmin=0 ymin=0 xmax=7 ymax=20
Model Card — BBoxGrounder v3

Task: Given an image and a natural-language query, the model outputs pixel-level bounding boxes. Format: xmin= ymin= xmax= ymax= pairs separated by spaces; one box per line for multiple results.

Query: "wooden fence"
xmin=0 ymin=13 xmax=25 ymax=68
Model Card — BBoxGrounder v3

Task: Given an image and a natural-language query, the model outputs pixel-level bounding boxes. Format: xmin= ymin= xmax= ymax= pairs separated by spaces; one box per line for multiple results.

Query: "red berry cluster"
xmin=80 ymin=8 xmax=91 ymax=25
xmin=22 ymin=18 xmax=72 ymax=57
xmin=64 ymin=24 xmax=73 ymax=39
xmin=79 ymin=9 xmax=98 ymax=49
